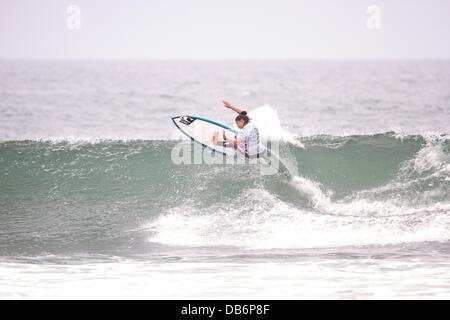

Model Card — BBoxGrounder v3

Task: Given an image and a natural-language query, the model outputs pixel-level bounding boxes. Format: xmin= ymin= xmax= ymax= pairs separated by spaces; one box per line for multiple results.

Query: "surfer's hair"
xmin=235 ymin=111 xmax=249 ymax=124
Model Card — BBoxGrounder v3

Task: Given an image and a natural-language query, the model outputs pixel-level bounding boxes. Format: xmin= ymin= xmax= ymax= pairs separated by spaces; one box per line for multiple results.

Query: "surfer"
xmin=213 ymin=100 xmax=266 ymax=158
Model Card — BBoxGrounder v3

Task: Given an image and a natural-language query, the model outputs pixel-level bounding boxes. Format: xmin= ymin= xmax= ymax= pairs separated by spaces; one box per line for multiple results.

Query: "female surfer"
xmin=213 ymin=100 xmax=266 ymax=159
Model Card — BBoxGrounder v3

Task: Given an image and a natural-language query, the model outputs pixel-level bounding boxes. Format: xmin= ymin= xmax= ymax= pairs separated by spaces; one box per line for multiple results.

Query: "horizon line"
xmin=1 ymin=57 xmax=450 ymax=62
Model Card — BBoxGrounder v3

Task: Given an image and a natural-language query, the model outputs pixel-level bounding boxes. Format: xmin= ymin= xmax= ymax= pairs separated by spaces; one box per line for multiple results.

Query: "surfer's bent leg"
xmin=212 ymin=131 xmax=232 ymax=147
xmin=212 ymin=131 xmax=219 ymax=145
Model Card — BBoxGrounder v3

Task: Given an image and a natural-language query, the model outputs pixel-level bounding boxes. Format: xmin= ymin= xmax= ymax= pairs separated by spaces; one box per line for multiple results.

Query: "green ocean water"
xmin=1 ymin=133 xmax=449 ymax=255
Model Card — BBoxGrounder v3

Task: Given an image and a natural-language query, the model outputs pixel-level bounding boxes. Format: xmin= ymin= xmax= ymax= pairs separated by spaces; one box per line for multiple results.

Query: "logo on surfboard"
xmin=179 ymin=117 xmax=196 ymax=126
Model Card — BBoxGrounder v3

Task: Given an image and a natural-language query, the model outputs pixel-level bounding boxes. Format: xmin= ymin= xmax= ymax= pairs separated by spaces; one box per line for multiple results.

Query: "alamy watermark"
xmin=366 ymin=5 xmax=382 ymax=30
xmin=170 ymin=128 xmax=282 ymax=176
xmin=66 ymin=5 xmax=81 ymax=30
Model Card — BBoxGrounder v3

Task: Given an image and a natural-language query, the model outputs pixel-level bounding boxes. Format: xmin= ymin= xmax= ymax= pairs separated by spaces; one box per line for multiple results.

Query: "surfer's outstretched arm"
xmin=223 ymin=100 xmax=243 ymax=114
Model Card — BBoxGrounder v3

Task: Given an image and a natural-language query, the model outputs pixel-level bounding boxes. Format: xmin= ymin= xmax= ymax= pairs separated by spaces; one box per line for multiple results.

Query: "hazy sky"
xmin=1 ymin=0 xmax=450 ymax=59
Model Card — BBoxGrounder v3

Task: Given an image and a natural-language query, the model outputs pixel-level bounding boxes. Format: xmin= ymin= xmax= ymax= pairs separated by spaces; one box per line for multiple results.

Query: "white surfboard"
xmin=172 ymin=115 xmax=292 ymax=178
xmin=172 ymin=116 xmax=238 ymax=157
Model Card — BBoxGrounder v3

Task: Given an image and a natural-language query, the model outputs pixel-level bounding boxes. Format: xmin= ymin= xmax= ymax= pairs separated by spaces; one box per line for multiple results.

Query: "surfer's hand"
xmin=223 ymin=100 xmax=232 ymax=108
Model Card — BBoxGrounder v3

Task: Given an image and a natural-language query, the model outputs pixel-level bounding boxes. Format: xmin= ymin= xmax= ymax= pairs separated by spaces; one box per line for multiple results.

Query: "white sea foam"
xmin=3 ymin=255 xmax=450 ymax=299
xmin=226 ymin=105 xmax=304 ymax=148
xmin=146 ymin=186 xmax=450 ymax=250
xmin=248 ymin=105 xmax=303 ymax=146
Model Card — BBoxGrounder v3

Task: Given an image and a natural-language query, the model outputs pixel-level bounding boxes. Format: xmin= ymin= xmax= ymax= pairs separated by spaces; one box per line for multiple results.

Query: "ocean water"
xmin=1 ymin=60 xmax=450 ymax=299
